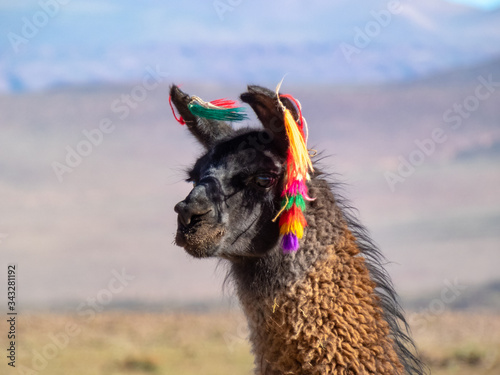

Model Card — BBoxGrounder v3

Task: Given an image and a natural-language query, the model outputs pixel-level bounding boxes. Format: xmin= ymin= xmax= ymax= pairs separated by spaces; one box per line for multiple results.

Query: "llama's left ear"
xmin=243 ymin=85 xmax=314 ymax=253
xmin=240 ymin=85 xmax=299 ymax=156
xmin=170 ymin=85 xmax=235 ymax=148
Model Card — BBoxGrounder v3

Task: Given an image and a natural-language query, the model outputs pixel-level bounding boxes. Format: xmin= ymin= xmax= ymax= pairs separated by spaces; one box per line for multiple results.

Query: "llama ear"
xmin=240 ymin=85 xmax=299 ymax=155
xmin=170 ymin=85 xmax=234 ymax=148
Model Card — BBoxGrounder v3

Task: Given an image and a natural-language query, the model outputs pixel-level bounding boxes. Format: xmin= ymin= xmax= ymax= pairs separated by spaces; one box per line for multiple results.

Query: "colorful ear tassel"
xmin=169 ymin=94 xmax=247 ymax=124
xmin=275 ymin=83 xmax=314 ymax=253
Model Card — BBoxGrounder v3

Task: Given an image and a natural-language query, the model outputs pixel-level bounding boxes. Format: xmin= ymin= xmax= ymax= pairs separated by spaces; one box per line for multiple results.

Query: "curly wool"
xmin=243 ymin=231 xmax=403 ymax=374
xmin=233 ymin=176 xmax=411 ymax=375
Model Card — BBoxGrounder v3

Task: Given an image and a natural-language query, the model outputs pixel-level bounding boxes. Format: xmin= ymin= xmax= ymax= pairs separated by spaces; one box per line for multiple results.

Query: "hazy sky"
xmin=2 ymin=0 xmax=500 ymax=93
xmin=448 ymin=0 xmax=500 ymax=9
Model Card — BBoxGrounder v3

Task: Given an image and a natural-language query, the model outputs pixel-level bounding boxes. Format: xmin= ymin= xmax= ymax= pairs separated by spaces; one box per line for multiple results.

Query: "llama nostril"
xmin=174 ymin=202 xmax=191 ymax=227
xmin=178 ymin=210 xmax=192 ymax=227
xmin=175 ymin=202 xmax=212 ymax=227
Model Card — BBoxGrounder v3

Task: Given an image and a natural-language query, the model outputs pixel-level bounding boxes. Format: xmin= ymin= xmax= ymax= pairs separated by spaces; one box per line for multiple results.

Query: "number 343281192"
xmin=8 ymin=265 xmax=16 ymax=311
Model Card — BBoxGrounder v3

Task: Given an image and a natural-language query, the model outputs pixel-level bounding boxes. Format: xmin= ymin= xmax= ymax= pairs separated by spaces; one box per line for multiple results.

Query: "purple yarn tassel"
xmin=282 ymin=233 xmax=299 ymax=253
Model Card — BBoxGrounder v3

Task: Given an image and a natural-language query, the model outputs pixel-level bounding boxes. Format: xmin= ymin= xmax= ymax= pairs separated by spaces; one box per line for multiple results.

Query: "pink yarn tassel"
xmin=283 ymin=180 xmax=313 ymax=201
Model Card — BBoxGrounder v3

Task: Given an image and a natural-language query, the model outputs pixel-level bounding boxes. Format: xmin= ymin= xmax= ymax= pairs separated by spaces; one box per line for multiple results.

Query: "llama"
xmin=170 ymin=84 xmax=426 ymax=375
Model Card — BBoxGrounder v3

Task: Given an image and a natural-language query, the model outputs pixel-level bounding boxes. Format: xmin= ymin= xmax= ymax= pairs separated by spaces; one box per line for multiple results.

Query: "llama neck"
xmin=231 ymin=178 xmax=405 ymax=374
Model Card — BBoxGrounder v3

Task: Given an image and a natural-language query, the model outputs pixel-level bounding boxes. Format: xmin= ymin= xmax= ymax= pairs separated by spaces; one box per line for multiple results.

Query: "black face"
xmin=170 ymin=84 xmax=298 ymax=260
xmin=174 ymin=131 xmax=284 ymax=259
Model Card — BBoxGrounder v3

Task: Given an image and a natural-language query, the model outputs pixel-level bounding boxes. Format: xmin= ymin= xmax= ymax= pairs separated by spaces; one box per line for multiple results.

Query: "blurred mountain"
xmin=455 ymin=140 xmax=500 ymax=161
xmin=412 ymin=56 xmax=500 ymax=87
xmin=0 ymin=0 xmax=500 ymax=93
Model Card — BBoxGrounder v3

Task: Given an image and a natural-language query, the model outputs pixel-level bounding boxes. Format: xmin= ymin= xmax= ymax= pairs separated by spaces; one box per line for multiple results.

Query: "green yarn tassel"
xmin=283 ymin=194 xmax=306 ymax=211
xmin=188 ymin=102 xmax=248 ymax=122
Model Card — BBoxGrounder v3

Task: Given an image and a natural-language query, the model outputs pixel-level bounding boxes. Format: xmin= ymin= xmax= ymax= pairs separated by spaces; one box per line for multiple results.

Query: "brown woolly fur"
xmin=171 ymin=84 xmax=427 ymax=375
xmin=232 ymin=176 xmax=421 ymax=374
xmin=240 ymin=236 xmax=403 ymax=374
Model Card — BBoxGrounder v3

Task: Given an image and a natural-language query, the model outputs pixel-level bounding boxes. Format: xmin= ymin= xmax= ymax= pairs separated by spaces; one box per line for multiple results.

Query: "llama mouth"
xmin=175 ymin=220 xmax=225 ymax=258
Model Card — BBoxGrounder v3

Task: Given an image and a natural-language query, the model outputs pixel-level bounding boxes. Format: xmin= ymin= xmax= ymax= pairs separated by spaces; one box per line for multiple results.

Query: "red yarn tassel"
xmin=169 ymin=94 xmax=186 ymax=125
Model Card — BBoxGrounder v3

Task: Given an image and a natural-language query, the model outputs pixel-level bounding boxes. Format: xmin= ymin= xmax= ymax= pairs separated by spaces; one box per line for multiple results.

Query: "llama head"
xmin=171 ymin=84 xmax=302 ymax=259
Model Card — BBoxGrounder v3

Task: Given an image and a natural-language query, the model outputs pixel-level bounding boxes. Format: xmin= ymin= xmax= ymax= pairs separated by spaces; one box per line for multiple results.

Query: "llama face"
xmin=174 ymin=130 xmax=284 ymax=259
xmin=171 ymin=84 xmax=295 ymax=259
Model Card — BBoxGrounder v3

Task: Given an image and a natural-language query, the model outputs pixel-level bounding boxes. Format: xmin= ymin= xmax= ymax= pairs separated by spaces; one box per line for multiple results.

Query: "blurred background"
xmin=1 ymin=1 xmax=499 ymax=374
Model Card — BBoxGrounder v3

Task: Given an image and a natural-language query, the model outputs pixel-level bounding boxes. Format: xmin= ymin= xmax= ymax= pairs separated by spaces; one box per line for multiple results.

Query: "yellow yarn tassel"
xmin=283 ymin=108 xmax=313 ymax=181
xmin=275 ymin=79 xmax=314 ymax=188
xmin=279 ymin=221 xmax=304 ymax=238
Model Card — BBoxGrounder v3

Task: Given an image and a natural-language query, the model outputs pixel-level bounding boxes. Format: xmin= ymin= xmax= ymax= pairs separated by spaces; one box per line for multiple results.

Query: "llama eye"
xmin=253 ymin=175 xmax=276 ymax=189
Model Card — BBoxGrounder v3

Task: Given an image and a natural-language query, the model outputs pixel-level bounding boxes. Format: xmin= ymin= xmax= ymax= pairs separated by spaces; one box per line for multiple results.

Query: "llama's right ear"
xmin=240 ymin=85 xmax=299 ymax=156
xmin=170 ymin=85 xmax=234 ymax=148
